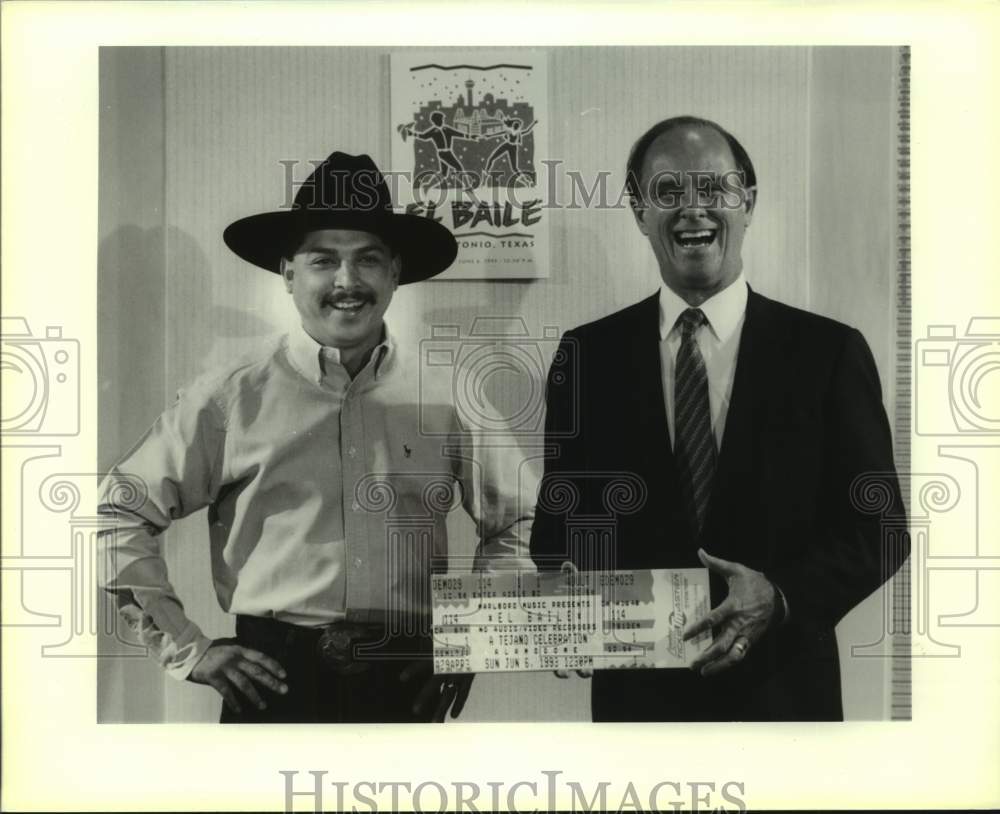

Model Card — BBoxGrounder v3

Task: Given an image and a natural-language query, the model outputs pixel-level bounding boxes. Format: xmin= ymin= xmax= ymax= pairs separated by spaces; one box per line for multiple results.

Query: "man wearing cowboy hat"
xmin=97 ymin=151 xmax=537 ymax=723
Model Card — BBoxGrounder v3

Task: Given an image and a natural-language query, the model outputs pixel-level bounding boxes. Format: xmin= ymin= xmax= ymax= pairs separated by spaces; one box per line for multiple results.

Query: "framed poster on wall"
xmin=391 ymin=50 xmax=550 ymax=279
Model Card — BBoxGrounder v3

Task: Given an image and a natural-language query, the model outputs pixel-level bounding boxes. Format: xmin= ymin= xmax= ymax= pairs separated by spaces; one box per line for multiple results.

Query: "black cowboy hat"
xmin=223 ymin=151 xmax=457 ymax=284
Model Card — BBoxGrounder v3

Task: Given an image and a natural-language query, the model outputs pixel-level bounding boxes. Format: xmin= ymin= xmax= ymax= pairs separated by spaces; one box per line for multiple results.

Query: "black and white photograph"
xmin=95 ymin=45 xmax=909 ymax=725
xmin=2 ymin=3 xmax=999 ymax=812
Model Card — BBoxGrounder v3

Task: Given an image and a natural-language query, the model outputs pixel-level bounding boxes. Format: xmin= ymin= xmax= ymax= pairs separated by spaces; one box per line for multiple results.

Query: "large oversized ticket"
xmin=431 ymin=569 xmax=712 ymax=674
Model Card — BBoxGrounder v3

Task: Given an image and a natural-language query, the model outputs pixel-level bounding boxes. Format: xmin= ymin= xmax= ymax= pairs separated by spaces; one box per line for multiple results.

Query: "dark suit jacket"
xmin=530 ymin=287 xmax=907 ymax=721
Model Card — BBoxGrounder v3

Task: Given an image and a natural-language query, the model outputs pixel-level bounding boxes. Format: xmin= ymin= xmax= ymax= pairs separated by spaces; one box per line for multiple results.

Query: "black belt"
xmin=235 ymin=615 xmax=429 ymax=676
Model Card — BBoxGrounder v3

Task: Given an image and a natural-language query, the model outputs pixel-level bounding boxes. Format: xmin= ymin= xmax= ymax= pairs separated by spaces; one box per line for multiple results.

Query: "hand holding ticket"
xmin=431 ymin=568 xmax=712 ymax=674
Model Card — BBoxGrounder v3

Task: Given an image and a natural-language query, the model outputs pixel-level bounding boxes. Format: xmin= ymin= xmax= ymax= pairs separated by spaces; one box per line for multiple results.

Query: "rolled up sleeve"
xmin=97 ymin=381 xmax=226 ymax=679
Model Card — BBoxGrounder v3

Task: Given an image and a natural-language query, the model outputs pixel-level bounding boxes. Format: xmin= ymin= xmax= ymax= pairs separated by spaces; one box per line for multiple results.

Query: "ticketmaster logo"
xmin=280 ymin=770 xmax=747 ymax=812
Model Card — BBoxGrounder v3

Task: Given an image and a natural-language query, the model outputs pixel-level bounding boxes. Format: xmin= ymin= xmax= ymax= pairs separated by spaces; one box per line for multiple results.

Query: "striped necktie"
xmin=674 ymin=307 xmax=717 ymax=538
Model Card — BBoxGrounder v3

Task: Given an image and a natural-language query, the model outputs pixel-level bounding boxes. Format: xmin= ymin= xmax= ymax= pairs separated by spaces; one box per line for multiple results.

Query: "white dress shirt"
xmin=658 ymin=273 xmax=748 ymax=449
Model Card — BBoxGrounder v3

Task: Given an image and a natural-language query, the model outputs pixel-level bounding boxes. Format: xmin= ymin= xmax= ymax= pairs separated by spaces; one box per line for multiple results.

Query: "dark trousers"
xmin=220 ymin=615 xmax=435 ymax=724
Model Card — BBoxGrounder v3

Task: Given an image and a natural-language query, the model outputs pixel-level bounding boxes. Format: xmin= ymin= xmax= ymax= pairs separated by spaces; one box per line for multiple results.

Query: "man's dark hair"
xmin=625 ymin=115 xmax=757 ymax=204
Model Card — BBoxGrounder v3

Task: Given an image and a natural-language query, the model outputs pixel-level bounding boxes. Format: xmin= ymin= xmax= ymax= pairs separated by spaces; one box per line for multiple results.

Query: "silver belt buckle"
xmin=316 ymin=622 xmax=376 ymax=675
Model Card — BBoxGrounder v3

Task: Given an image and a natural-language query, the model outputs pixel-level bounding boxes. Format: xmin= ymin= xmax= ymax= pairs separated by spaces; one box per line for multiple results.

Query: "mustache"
xmin=322 ymin=289 xmax=376 ymax=306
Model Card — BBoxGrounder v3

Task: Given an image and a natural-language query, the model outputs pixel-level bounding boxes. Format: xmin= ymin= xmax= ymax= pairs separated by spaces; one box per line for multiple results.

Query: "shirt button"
xmin=354 ymin=557 xmax=363 ymax=568
xmin=348 ymin=446 xmax=357 ymax=457
xmin=352 ymin=501 xmax=360 ymax=511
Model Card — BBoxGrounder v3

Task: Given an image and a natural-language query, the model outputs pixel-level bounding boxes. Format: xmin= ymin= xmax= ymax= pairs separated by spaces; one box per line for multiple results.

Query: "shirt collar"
xmin=658 ymin=272 xmax=748 ymax=343
xmin=288 ymin=320 xmax=394 ymax=384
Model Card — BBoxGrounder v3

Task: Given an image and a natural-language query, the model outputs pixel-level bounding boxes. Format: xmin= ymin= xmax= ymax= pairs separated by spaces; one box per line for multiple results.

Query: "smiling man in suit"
xmin=531 ymin=115 xmax=907 ymax=721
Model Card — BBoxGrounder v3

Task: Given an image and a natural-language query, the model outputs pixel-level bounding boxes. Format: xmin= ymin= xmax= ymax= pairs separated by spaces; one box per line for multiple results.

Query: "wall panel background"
xmin=97 ymin=46 xmax=168 ymax=723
